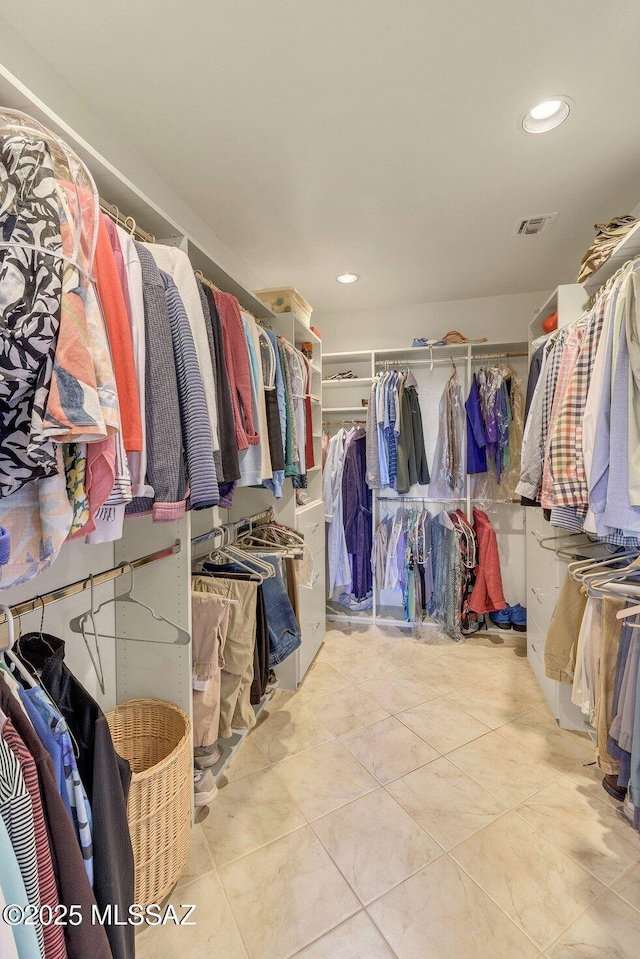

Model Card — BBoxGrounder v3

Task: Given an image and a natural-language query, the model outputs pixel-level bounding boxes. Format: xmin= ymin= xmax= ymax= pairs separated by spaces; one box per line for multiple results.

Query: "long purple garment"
xmin=342 ymin=429 xmax=372 ymax=600
xmin=465 ymin=374 xmax=487 ymax=474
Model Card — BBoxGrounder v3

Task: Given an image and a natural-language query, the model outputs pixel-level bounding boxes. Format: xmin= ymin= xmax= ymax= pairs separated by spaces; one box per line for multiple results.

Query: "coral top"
xmin=94 ymin=214 xmax=142 ymax=451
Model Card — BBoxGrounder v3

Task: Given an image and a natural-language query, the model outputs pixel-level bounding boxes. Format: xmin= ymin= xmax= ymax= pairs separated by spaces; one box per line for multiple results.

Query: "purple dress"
xmin=342 ymin=429 xmax=373 ymax=600
xmin=465 ymin=374 xmax=487 ymax=474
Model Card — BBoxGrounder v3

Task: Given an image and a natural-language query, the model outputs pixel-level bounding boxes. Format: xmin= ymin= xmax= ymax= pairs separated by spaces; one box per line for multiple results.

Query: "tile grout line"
xmin=449 ymin=850 xmax=584 ymax=954
xmin=508 ymin=786 xmax=640 ymax=888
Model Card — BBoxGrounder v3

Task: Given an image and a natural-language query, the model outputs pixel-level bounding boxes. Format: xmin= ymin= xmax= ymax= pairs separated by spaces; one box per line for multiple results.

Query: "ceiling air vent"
xmin=513 ymin=212 xmax=558 ymax=236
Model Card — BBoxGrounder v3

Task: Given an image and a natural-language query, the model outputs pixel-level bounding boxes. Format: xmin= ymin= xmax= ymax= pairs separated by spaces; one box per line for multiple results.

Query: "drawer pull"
xmin=308 ymin=621 xmax=321 ymax=633
xmin=313 ymin=572 xmax=321 ymax=584
xmin=307 ymin=522 xmax=320 ymax=533
xmin=530 ymin=586 xmax=554 ymax=604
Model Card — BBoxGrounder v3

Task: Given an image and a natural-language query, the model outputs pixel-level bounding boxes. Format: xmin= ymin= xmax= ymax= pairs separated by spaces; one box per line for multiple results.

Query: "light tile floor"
xmin=137 ymin=623 xmax=640 ymax=959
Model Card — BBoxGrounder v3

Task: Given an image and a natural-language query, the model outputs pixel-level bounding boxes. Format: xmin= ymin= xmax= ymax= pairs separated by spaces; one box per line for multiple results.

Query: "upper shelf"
xmin=324 ymin=341 xmax=528 ymax=364
xmin=583 ymin=219 xmax=640 ymax=295
xmin=0 ymin=66 xmax=276 ymax=321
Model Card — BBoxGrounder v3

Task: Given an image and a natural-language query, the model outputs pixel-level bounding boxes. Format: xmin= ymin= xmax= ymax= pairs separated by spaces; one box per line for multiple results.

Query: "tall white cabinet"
xmin=525 ymin=284 xmax=592 ymax=732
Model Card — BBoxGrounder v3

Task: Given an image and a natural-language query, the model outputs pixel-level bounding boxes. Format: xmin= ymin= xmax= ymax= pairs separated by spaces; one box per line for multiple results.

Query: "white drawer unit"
xmin=524 ymin=510 xmax=591 ymax=732
xmin=297 ymin=500 xmax=325 ymax=558
xmin=274 ymin=498 xmax=327 ymax=690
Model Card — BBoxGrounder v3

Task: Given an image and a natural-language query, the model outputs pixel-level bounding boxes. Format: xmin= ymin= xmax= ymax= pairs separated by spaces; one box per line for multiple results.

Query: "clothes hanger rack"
xmin=377 ymin=495 xmax=465 ymax=504
xmin=98 ymin=197 xmax=156 ymax=243
xmin=322 ymin=419 xmax=367 ymax=426
xmin=190 ymin=507 xmax=275 ymax=551
xmin=0 ymin=540 xmax=181 ymax=629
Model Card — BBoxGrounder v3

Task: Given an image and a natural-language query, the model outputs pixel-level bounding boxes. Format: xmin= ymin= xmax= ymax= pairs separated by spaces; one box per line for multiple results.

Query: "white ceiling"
xmin=2 ymin=0 xmax=640 ymax=313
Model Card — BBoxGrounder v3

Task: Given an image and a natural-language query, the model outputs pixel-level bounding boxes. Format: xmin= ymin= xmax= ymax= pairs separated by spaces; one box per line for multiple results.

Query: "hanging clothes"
xmin=160 ymin=270 xmax=219 ymax=509
xmin=191 ymin=590 xmax=230 ymax=751
xmin=429 ymin=368 xmax=465 ymax=500
xmin=323 ymin=429 xmax=353 ymax=596
xmin=342 ymin=428 xmax=372 ymax=601
xmin=14 ymin=634 xmax=133 ymax=959
xmin=468 ymin=507 xmax=506 ymax=614
xmin=0 ymin=814 xmax=41 ymax=959
xmin=200 ymin=285 xmax=240 ymax=488
xmin=465 ymin=373 xmax=487 ymax=474
xmin=192 ymin=574 xmax=258 ymax=738
xmin=0 ymin=671 xmax=112 ymax=959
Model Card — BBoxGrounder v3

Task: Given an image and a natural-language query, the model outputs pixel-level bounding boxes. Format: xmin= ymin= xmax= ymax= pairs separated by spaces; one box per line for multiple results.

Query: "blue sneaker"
xmin=489 ymin=606 xmax=512 ymax=630
xmin=510 ymin=604 xmax=527 ymax=632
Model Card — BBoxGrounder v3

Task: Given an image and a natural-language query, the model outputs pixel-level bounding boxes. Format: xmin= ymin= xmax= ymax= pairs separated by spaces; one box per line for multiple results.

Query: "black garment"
xmin=251 ymin=585 xmax=269 ymax=704
xmin=521 ymin=343 xmax=545 ymax=508
xmin=203 ymin=286 xmax=241 ymax=484
xmin=0 ymin=675 xmax=113 ymax=959
xmin=407 ymin=386 xmax=430 ymax=486
xmin=265 ymin=389 xmax=285 ymax=473
xmin=17 ymin=634 xmax=135 ymax=959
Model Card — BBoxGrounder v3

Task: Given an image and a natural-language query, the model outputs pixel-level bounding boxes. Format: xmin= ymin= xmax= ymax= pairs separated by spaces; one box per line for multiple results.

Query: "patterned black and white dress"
xmin=0 ymin=132 xmax=63 ymax=497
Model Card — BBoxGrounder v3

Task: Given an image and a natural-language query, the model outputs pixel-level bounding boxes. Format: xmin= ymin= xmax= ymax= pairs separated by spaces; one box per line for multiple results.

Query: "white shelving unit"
xmin=525 ymin=283 xmax=594 ymax=734
xmin=323 ymin=341 xmax=528 ymax=633
xmin=582 ymin=220 xmax=640 ymax=296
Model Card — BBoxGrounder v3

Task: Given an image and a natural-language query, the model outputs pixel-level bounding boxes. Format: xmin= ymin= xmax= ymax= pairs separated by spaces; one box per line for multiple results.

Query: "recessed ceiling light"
xmin=336 ymin=272 xmax=360 ymax=284
xmin=521 ymin=96 xmax=572 ymax=134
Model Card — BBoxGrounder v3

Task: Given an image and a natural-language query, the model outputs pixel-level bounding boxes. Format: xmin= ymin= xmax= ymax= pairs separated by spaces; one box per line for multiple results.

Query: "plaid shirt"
xmin=545 ymin=305 xmax=604 ymax=509
xmin=540 ymin=320 xmax=587 ymax=508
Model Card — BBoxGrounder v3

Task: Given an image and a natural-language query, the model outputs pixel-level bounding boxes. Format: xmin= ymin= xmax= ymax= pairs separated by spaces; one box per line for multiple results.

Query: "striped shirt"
xmin=160 ymin=271 xmax=219 ymax=509
xmin=0 ymin=726 xmax=44 ymax=958
xmin=4 ymin=720 xmax=68 ymax=959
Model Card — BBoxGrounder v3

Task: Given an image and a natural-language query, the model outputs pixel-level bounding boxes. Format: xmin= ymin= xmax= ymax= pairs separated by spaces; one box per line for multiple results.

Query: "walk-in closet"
xmin=2 ymin=3 xmax=640 ymax=958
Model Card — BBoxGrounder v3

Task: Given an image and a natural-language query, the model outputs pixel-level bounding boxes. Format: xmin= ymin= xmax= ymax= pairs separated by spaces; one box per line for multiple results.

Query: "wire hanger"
xmin=0 ymin=603 xmax=42 ymax=691
xmin=69 ymin=563 xmax=190 ymax=659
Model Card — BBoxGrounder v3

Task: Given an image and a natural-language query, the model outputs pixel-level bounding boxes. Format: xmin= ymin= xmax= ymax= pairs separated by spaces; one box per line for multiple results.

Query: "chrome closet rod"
xmin=0 ymin=540 xmax=182 ymax=626
xmin=190 ymin=507 xmax=275 ymax=549
xmin=373 ymin=351 xmax=527 ymax=368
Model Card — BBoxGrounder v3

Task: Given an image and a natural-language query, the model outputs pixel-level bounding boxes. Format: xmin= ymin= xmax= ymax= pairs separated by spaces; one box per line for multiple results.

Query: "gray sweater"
xmin=127 ymin=243 xmax=185 ymax=519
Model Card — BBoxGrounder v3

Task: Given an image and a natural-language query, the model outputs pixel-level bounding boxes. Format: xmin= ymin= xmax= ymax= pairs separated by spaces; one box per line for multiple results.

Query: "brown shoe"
xmin=602 ymin=774 xmax=626 ymax=802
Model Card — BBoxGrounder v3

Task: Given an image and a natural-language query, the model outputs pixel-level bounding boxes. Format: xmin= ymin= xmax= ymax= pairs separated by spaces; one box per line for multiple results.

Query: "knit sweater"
xmin=160 ymin=271 xmax=219 ymax=509
xmin=128 ymin=244 xmax=185 ymax=520
xmin=148 ymin=245 xmax=219 ymax=452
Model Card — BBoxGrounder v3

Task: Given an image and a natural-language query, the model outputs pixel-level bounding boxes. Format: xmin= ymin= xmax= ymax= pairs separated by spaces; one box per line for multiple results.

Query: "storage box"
xmin=253 ymin=286 xmax=313 ymax=327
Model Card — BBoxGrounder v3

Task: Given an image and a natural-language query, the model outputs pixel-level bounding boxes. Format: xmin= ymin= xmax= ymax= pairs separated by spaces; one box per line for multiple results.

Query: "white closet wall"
xmin=315 ymin=289 xmax=550 ymax=353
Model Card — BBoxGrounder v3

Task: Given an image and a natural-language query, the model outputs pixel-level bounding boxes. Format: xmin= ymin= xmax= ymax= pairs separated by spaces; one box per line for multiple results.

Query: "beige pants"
xmin=596 ymin=598 xmax=624 ymax=776
xmin=545 ymin=571 xmax=587 ymax=683
xmin=192 ymin=575 xmax=258 ymax=738
xmin=191 ymin=591 xmax=230 ymax=748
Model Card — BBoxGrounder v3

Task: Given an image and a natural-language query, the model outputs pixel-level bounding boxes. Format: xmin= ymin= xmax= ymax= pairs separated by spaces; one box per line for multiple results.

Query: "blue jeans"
xmin=238 ymin=555 xmax=302 ymax=667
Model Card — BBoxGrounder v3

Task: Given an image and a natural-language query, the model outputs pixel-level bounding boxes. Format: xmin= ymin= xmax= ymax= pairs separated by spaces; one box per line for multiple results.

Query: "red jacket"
xmin=469 ymin=507 xmax=507 ymax=613
xmin=214 ymin=290 xmax=259 ymax=451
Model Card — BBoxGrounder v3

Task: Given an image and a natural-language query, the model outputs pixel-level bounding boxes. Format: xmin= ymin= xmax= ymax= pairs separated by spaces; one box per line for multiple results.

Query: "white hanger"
xmin=69 ymin=563 xmax=190 ymax=661
xmin=568 ymin=550 xmax=640 ymax=583
xmin=0 ymin=603 xmax=43 ymax=691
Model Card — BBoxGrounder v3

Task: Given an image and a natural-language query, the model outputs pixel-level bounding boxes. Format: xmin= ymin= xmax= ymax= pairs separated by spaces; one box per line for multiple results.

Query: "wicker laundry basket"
xmin=106 ymin=698 xmax=191 ymax=906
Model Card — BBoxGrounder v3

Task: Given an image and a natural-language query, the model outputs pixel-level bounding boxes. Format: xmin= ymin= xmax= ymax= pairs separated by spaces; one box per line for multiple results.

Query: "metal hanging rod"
xmin=99 ymin=198 xmax=156 ymax=244
xmin=190 ymin=507 xmax=275 ymax=550
xmin=0 ymin=540 xmax=182 ymax=626
xmin=323 ymin=419 xmax=367 ymax=427
xmin=377 ymin=495 xmax=465 ymax=503
xmin=374 ymin=351 xmax=527 ymax=369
